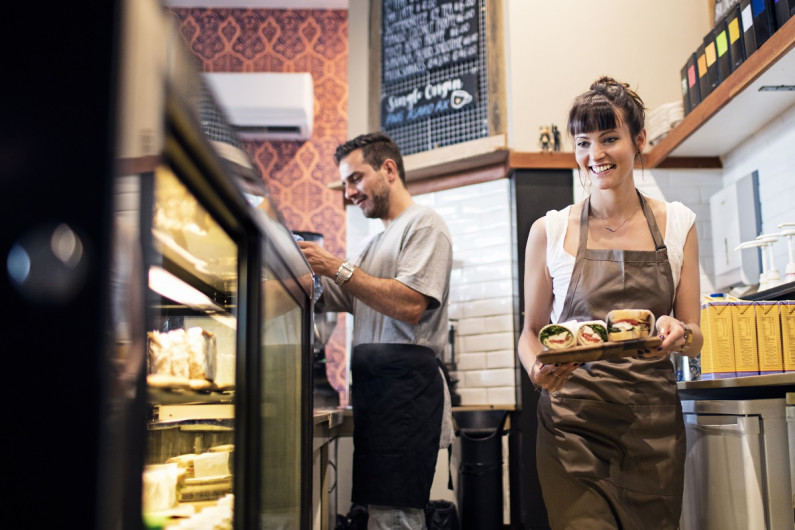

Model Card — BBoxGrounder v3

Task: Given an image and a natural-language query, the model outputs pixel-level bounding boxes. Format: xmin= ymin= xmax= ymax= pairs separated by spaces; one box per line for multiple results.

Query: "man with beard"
xmin=298 ymin=132 xmax=453 ymax=530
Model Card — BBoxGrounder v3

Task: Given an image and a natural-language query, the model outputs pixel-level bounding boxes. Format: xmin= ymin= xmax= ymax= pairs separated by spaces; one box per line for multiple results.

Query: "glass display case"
xmin=142 ymin=164 xmax=241 ymax=527
xmin=122 ymin=2 xmax=315 ymax=527
xmin=1 ymin=0 xmax=314 ymax=528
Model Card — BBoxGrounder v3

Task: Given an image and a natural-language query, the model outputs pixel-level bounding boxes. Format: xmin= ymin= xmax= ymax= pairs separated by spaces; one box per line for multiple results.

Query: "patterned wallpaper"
xmin=171 ymin=8 xmax=350 ymax=405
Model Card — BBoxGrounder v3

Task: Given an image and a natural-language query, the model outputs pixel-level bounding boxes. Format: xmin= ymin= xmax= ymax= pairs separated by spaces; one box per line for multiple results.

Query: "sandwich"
xmin=576 ymin=320 xmax=608 ymax=346
xmin=606 ymin=309 xmax=655 ymax=342
xmin=538 ymin=322 xmax=576 ymax=350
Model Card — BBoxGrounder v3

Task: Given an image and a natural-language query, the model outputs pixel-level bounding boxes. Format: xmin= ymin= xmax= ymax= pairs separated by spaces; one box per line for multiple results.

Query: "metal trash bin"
xmin=452 ymin=409 xmax=510 ymax=530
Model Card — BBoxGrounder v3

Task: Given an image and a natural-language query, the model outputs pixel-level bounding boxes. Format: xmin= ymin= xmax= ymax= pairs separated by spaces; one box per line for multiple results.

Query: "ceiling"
xmin=163 ymin=0 xmax=348 ymax=7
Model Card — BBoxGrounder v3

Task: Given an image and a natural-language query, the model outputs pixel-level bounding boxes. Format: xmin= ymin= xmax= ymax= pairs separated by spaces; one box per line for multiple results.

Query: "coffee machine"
xmin=292 ymin=231 xmax=339 ymax=408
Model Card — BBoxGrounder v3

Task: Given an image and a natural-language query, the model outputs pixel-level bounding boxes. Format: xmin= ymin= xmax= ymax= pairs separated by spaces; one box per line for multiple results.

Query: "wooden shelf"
xmin=511 ymin=18 xmax=795 ymax=171
xmin=507 ymin=151 xmax=724 ymax=170
xmin=646 ymin=15 xmax=795 ymax=168
xmin=508 ymin=151 xmax=576 ymax=169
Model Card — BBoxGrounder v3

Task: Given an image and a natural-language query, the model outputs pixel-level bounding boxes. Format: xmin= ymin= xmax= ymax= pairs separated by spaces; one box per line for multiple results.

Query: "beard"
xmin=361 ymin=177 xmax=391 ymax=219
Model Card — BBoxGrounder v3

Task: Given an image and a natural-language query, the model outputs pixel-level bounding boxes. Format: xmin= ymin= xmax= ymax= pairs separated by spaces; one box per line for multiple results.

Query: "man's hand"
xmin=298 ymin=240 xmax=429 ymax=324
xmin=297 ymin=240 xmax=342 ymax=279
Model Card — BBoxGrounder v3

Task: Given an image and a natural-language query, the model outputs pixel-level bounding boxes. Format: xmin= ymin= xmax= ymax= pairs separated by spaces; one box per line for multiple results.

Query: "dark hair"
xmin=333 ymin=132 xmax=406 ymax=185
xmin=567 ymin=76 xmax=646 ymax=156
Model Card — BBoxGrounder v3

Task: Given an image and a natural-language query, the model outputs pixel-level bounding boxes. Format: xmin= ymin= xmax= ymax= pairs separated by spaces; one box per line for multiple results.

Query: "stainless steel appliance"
xmin=680 ymin=398 xmax=792 ymax=530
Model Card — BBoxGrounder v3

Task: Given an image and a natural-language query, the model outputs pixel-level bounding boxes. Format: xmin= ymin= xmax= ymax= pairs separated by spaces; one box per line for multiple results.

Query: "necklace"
xmin=600 ymin=206 xmax=640 ymax=232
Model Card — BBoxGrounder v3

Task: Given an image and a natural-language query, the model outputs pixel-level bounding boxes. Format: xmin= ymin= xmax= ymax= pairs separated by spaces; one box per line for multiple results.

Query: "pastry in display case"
xmin=142 ymin=164 xmax=240 ymax=528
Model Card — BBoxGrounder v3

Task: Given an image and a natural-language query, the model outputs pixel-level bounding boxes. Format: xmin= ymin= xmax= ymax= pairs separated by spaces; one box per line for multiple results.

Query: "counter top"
xmin=678 ymin=373 xmax=795 ymax=400
xmin=313 ymin=408 xmax=345 ymax=428
xmin=312 ymin=408 xmax=350 ymax=451
xmin=452 ymin=404 xmax=517 ymax=411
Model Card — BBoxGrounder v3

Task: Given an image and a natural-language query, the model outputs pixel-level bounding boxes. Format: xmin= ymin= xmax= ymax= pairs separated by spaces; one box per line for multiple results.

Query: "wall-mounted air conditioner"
xmin=202 ymin=72 xmax=314 ymax=140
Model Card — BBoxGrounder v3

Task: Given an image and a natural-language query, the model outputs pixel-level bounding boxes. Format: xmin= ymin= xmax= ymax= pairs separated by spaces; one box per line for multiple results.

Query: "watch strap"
xmin=679 ymin=320 xmax=693 ymax=352
xmin=335 ymin=260 xmax=355 ymax=286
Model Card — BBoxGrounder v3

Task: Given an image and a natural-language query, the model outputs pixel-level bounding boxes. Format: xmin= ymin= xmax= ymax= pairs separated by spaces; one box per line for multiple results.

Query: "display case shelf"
xmin=148 ymin=386 xmax=235 ymax=406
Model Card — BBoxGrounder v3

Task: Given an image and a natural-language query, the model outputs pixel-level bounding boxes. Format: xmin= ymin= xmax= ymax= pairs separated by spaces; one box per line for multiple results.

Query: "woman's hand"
xmin=530 ymin=360 xmax=581 ymax=392
xmin=639 ymin=315 xmax=689 ymax=359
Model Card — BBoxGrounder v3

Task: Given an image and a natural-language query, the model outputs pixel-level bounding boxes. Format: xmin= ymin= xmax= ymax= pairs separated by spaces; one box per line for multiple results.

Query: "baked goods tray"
xmin=537 ymin=336 xmax=662 ymax=364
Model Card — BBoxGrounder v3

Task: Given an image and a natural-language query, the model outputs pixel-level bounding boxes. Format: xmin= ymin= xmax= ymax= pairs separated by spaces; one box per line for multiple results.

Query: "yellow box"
xmin=755 ymin=301 xmax=783 ymax=374
xmin=700 ymin=302 xmax=736 ymax=380
xmin=731 ymin=302 xmax=759 ymax=376
xmin=780 ymin=302 xmax=795 ymax=372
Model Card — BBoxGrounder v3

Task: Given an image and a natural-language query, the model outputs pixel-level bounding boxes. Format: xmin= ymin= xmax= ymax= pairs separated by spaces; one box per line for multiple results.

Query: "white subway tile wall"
xmin=644 ymin=168 xmax=724 ymax=295
xmin=720 ymin=103 xmax=795 ymax=276
xmin=415 ymin=180 xmax=518 ymax=406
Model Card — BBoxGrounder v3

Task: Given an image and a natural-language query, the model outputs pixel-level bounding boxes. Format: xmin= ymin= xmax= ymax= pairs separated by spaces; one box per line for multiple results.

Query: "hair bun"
xmin=590 ymin=76 xmax=628 ymax=92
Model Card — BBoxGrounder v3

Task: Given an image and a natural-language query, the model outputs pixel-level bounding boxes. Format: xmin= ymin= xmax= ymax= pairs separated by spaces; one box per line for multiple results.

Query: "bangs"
xmin=568 ymin=97 xmax=621 ymax=136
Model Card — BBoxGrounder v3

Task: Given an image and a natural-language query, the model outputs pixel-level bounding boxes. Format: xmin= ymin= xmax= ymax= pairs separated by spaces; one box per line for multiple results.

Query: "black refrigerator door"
xmin=510 ymin=169 xmax=574 ymax=529
xmin=1 ymin=1 xmax=126 ymax=528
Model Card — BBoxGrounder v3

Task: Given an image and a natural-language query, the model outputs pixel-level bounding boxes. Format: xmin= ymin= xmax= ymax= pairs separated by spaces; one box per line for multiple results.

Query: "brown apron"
xmin=537 ymin=191 xmax=686 ymax=529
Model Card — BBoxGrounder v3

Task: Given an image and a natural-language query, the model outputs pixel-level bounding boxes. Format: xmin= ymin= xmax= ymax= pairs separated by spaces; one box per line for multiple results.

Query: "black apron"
xmin=350 ymin=343 xmax=443 ymax=509
xmin=537 ymin=191 xmax=686 ymax=529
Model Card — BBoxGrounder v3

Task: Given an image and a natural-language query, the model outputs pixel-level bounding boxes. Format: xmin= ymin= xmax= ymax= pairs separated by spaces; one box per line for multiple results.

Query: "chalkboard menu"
xmin=381 ymin=71 xmax=478 ymax=128
xmin=382 ymin=0 xmax=480 ymax=84
xmin=380 ymin=0 xmax=488 ymax=156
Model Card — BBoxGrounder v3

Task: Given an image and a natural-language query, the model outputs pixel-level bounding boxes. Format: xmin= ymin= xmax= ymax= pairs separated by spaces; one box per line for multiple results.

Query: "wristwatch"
xmin=335 ymin=260 xmax=355 ymax=286
xmin=679 ymin=320 xmax=693 ymax=352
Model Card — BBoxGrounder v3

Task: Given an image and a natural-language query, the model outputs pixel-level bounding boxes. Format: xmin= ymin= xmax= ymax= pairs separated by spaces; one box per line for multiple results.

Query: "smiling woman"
xmin=517 ymin=76 xmax=704 ymax=529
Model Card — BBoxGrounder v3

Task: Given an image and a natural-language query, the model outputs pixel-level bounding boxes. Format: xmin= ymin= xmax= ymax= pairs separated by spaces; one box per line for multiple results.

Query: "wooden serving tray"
xmin=537 ymin=336 xmax=662 ymax=364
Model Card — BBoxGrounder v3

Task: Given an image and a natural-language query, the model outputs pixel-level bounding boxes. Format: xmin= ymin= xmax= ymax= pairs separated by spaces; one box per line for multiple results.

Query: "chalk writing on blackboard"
xmin=381 ymin=71 xmax=478 ymax=128
xmin=382 ymin=0 xmax=480 ymax=84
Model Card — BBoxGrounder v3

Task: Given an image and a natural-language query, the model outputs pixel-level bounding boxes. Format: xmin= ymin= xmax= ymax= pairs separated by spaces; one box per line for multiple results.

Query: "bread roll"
xmin=606 ymin=309 xmax=655 ymax=342
xmin=186 ymin=327 xmax=217 ymax=381
xmin=147 ymin=331 xmax=171 ymax=375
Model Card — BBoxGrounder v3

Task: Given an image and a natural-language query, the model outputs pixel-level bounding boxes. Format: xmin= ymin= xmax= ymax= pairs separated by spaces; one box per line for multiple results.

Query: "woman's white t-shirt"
xmin=545 ymin=200 xmax=696 ymax=324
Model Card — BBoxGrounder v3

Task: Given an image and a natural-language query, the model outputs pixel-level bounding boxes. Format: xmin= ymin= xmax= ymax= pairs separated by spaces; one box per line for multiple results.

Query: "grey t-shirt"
xmin=321 ymin=203 xmax=453 ymax=356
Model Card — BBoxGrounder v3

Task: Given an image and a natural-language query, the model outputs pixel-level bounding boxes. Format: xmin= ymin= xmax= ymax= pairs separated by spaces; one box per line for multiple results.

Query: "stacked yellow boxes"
xmin=755 ymin=301 xmax=783 ymax=374
xmin=700 ymin=300 xmax=736 ymax=380
xmin=731 ymin=301 xmax=759 ymax=377
xmin=781 ymin=301 xmax=795 ymax=372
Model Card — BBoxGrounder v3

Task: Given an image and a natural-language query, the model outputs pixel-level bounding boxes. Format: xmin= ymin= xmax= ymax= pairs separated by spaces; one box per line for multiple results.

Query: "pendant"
xmin=604 ymin=225 xmax=616 ymax=232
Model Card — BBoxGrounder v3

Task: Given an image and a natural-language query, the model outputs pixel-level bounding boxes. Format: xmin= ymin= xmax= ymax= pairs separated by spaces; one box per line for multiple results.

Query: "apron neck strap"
xmin=580 ymin=190 xmax=666 ymax=251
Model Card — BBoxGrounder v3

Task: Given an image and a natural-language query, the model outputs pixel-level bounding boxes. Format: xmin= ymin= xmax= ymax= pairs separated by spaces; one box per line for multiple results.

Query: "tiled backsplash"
xmin=415 ymin=180 xmax=518 ymax=406
xmin=719 ymin=102 xmax=795 ymax=275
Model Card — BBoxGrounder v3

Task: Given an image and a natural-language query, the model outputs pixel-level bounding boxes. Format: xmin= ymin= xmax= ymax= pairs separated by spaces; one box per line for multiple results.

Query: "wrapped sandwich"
xmin=606 ymin=309 xmax=655 ymax=341
xmin=576 ymin=320 xmax=608 ymax=346
xmin=538 ymin=322 xmax=576 ymax=350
